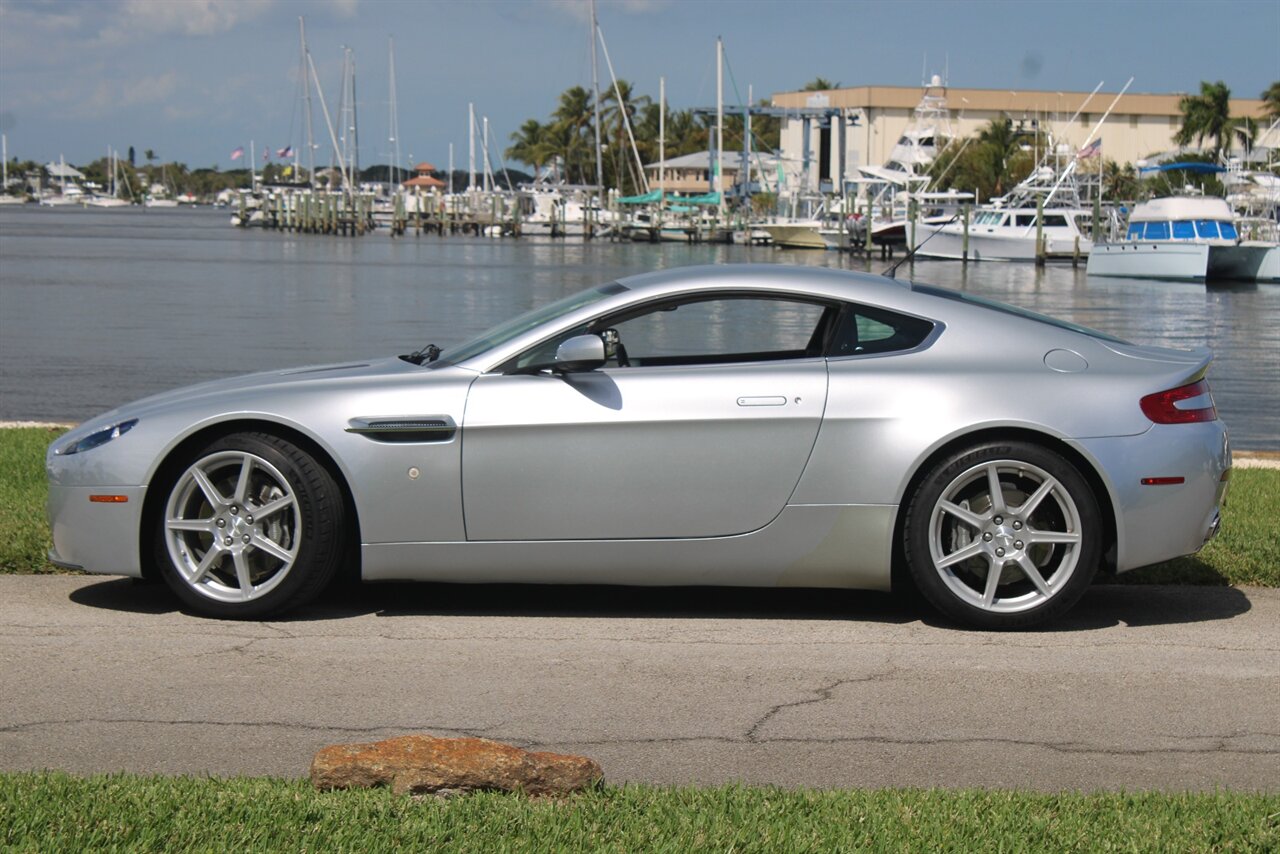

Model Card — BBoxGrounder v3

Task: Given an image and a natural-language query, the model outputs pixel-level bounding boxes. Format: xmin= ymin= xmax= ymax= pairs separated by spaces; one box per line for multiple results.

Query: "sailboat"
xmin=84 ymin=148 xmax=131 ymax=207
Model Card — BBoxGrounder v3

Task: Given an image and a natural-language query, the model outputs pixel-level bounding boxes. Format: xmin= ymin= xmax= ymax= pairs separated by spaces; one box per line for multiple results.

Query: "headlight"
xmin=57 ymin=419 xmax=138 ymax=455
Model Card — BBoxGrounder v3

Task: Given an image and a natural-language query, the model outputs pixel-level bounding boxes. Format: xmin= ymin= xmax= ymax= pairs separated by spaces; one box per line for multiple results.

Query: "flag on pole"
xmin=277 ymin=145 xmax=294 ymax=158
xmin=229 ymin=146 xmax=244 ymax=161
xmin=263 ymin=148 xmax=271 ymax=161
xmin=1078 ymin=138 xmax=1102 ymax=159
xmin=282 ymin=165 xmax=293 ymax=178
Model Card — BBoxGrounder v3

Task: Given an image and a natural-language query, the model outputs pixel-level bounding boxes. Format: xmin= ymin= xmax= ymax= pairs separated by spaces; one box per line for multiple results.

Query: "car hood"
xmin=76 ymin=357 xmax=459 ymax=432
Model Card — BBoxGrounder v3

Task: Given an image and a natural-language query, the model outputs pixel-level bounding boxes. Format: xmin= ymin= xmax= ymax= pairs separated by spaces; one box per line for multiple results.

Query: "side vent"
xmin=346 ymin=416 xmax=457 ymax=443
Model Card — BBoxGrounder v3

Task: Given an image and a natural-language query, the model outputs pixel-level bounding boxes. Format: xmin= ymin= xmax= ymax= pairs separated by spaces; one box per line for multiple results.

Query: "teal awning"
xmin=675 ymin=192 xmax=720 ymax=205
xmin=618 ymin=190 xmax=663 ymax=204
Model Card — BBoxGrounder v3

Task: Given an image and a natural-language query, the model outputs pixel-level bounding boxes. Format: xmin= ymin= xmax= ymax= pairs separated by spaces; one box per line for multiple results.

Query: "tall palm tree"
xmin=601 ymin=79 xmax=651 ymax=194
xmin=552 ymin=86 xmax=596 ymax=184
xmin=1175 ymin=81 xmax=1234 ymax=159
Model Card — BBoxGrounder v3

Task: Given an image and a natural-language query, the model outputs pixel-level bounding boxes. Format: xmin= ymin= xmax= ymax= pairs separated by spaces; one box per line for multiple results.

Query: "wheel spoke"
xmin=189 ymin=546 xmax=222 ymax=584
xmin=1027 ymin=529 xmax=1081 ymax=545
xmin=233 ymin=552 xmax=254 ymax=597
xmin=1016 ymin=553 xmax=1052 ymax=596
xmin=233 ymin=456 xmax=254 ymax=504
xmin=253 ymin=494 xmax=296 ymax=521
xmin=936 ymin=539 xmax=986 ymax=570
xmin=1017 ymin=477 xmax=1058 ymax=518
xmin=250 ymin=532 xmax=295 ymax=564
xmin=986 ymin=465 xmax=1007 ymax=515
xmin=939 ymin=500 xmax=986 ymax=530
xmin=166 ymin=517 xmax=214 ymax=533
xmin=190 ymin=465 xmax=225 ymax=506
xmin=981 ymin=555 xmax=1003 ymax=607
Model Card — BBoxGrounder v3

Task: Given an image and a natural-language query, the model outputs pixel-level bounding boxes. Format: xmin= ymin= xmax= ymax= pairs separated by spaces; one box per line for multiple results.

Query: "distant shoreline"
xmin=6 ymin=421 xmax=1277 ymax=467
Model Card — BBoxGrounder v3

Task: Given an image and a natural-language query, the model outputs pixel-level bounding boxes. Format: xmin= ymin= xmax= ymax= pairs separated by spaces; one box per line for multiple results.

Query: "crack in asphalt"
xmin=6 ymin=716 xmax=1274 ymax=759
xmin=745 ymin=671 xmax=895 ymax=743
xmin=0 ymin=718 xmax=500 ymax=739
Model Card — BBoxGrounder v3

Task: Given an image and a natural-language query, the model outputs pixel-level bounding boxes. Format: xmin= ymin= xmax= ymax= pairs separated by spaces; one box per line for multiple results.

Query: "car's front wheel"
xmin=154 ymin=432 xmax=345 ymax=619
xmin=903 ymin=441 xmax=1101 ymax=629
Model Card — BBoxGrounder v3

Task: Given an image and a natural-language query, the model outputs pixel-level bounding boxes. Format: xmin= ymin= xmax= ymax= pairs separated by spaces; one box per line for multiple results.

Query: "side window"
xmin=1195 ymin=220 xmax=1220 ymax=239
xmin=1127 ymin=224 xmax=1142 ymax=240
xmin=1147 ymin=221 xmax=1170 ymax=240
xmin=1220 ymin=222 xmax=1238 ymax=240
xmin=603 ymin=297 xmax=830 ymax=366
xmin=1015 ymin=214 xmax=1035 ymax=227
xmin=1042 ymin=214 xmax=1068 ymax=227
xmin=828 ymin=305 xmax=935 ymax=358
xmin=1171 ymin=220 xmax=1195 ymax=239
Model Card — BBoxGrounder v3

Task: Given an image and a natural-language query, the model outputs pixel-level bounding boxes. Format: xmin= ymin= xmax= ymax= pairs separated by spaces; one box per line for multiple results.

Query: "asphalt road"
xmin=2 ymin=576 xmax=1277 ymax=791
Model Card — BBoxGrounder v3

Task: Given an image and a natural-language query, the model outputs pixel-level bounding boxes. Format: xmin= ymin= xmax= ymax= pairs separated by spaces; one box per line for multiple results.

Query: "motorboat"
xmin=1087 ymin=196 xmax=1278 ymax=282
xmin=913 ymin=164 xmax=1094 ymax=261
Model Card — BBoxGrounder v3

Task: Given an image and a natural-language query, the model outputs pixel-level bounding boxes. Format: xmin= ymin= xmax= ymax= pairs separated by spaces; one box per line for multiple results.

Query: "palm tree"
xmin=1263 ymin=81 xmax=1280 ymax=124
xmin=552 ymin=86 xmax=596 ymax=184
xmin=803 ymin=77 xmax=839 ymax=91
xmin=664 ymin=109 xmax=708 ymax=158
xmin=976 ymin=117 xmax=1024 ymax=197
xmin=1175 ymin=81 xmax=1234 ymax=159
xmin=506 ymin=119 xmax=549 ymax=176
xmin=601 ymin=79 xmax=651 ymax=193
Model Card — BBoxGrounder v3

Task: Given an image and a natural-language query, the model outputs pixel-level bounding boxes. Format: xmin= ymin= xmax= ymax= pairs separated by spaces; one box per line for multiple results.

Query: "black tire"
xmin=153 ymin=432 xmax=346 ymax=619
xmin=902 ymin=440 xmax=1101 ymax=629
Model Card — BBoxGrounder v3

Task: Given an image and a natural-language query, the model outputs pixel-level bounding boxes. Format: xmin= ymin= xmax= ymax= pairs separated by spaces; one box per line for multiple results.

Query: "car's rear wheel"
xmin=903 ymin=441 xmax=1101 ymax=629
xmin=154 ymin=432 xmax=345 ymax=619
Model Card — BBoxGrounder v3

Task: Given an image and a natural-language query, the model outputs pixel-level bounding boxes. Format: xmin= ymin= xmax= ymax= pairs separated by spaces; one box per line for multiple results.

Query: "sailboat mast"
xmin=388 ymin=36 xmax=400 ymax=189
xmin=468 ymin=103 xmax=476 ymax=191
xmin=350 ymin=51 xmax=360 ymax=191
xmin=590 ymin=0 xmax=603 ymax=194
xmin=716 ymin=36 xmax=724 ymax=219
xmin=299 ymin=17 xmax=315 ymax=182
xmin=658 ymin=76 xmax=665 ymax=196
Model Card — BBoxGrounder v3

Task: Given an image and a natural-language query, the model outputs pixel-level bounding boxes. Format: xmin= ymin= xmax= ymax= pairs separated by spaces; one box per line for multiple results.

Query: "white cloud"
xmin=110 ymin=0 xmax=275 ymax=39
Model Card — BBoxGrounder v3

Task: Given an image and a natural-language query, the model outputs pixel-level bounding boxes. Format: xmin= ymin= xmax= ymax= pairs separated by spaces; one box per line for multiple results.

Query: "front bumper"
xmin=46 ymin=484 xmax=147 ymax=577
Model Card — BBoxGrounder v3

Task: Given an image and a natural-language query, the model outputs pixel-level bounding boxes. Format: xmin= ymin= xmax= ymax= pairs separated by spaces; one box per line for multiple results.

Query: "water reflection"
xmin=1 ymin=206 xmax=1275 ymax=447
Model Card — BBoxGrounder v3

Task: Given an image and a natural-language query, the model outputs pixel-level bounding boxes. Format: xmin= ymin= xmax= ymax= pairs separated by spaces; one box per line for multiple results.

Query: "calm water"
xmin=1 ymin=206 xmax=1277 ymax=447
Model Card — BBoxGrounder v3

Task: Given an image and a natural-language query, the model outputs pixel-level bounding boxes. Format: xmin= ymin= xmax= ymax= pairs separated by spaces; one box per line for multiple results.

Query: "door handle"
xmin=736 ymin=396 xmax=787 ymax=407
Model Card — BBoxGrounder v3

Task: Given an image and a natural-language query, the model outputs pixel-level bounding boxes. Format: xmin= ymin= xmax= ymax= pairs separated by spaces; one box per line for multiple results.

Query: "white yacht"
xmin=913 ymin=164 xmax=1093 ymax=261
xmin=1087 ymin=196 xmax=1278 ymax=282
xmin=856 ymin=74 xmax=958 ymax=246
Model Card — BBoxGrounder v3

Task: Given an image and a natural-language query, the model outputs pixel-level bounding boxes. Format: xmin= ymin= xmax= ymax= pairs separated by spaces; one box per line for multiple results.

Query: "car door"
xmin=460 ymin=294 xmax=832 ymax=541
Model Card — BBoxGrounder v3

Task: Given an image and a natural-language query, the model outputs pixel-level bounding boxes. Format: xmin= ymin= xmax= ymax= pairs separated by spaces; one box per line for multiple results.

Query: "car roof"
xmin=616 ymin=264 xmax=914 ymax=303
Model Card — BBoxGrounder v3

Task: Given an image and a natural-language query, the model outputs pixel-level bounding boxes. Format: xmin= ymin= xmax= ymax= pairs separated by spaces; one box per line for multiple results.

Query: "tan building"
xmin=771 ymin=84 xmax=1272 ymax=194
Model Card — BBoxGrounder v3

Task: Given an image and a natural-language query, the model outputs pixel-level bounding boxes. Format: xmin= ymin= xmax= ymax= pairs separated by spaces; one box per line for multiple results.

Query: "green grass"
xmin=1 ymin=426 xmax=1276 ymax=586
xmin=0 ymin=427 xmax=66 ymax=574
xmin=1 ymin=773 xmax=1277 ymax=851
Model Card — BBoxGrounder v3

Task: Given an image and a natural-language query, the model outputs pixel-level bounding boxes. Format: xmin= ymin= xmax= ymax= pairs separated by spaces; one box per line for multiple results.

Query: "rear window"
xmin=911 ymin=284 xmax=1130 ymax=345
xmin=828 ymin=305 xmax=936 ymax=357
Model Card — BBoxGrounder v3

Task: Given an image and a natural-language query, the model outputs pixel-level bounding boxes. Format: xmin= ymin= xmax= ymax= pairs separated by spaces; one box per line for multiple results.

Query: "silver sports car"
xmin=47 ymin=264 xmax=1230 ymax=628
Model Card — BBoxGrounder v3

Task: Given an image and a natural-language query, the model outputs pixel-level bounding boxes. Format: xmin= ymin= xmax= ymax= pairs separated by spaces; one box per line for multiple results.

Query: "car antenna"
xmin=883 ymin=211 xmax=960 ymax=280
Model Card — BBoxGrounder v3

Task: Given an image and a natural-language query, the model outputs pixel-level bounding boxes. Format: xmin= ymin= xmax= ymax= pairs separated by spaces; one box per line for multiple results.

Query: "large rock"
xmin=310 ymin=734 xmax=603 ymax=796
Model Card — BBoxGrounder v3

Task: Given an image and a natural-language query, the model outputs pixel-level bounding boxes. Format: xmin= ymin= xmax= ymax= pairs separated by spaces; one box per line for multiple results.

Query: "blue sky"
xmin=1 ymin=0 xmax=1277 ymax=171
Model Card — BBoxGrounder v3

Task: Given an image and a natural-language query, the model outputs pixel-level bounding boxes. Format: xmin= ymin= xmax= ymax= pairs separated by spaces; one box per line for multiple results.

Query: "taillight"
xmin=1140 ymin=379 xmax=1217 ymax=424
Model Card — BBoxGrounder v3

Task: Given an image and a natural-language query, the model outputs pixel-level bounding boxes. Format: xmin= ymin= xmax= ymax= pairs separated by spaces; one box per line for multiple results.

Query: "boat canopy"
xmin=617 ymin=190 xmax=721 ymax=206
xmin=1138 ymin=162 xmax=1227 ymax=175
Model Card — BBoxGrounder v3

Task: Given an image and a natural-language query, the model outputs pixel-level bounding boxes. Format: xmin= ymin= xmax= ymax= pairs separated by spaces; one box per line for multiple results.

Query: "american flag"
xmin=229 ymin=146 xmax=244 ymax=161
xmin=277 ymin=145 xmax=294 ymax=158
xmin=1078 ymin=138 xmax=1102 ymax=159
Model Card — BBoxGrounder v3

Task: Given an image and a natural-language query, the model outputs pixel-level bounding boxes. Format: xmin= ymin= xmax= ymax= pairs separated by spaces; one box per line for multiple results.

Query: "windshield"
xmin=912 ymin=283 xmax=1131 ymax=345
xmin=437 ymin=282 xmax=628 ymax=366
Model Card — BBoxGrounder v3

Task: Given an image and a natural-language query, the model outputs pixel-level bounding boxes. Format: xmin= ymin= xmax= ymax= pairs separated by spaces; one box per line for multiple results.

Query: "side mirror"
xmin=554 ymin=334 xmax=606 ymax=373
